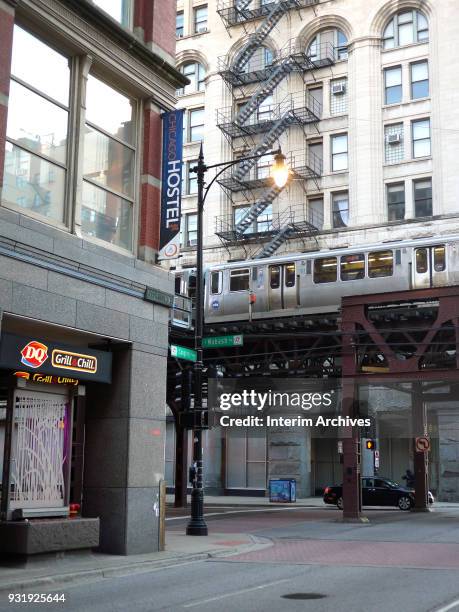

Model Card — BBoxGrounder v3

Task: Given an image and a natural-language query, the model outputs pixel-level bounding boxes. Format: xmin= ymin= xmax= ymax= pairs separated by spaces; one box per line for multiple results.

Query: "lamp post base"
xmin=186 ymin=488 xmax=208 ymax=536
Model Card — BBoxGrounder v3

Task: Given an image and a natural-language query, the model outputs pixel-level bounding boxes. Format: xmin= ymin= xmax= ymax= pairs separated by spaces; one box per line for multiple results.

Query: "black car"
xmin=323 ymin=477 xmax=434 ymax=511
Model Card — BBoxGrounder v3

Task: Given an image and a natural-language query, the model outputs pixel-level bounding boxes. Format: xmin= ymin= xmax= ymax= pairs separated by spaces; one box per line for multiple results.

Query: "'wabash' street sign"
xmin=202 ymin=335 xmax=244 ymax=348
xmin=170 ymin=344 xmax=197 ymax=362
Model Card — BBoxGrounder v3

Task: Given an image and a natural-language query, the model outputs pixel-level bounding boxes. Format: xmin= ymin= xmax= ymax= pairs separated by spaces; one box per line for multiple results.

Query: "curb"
xmin=0 ymin=536 xmax=272 ymax=593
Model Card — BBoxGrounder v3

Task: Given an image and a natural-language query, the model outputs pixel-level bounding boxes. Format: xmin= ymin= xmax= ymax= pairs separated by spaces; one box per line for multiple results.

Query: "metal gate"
xmin=9 ymin=389 xmax=70 ymax=510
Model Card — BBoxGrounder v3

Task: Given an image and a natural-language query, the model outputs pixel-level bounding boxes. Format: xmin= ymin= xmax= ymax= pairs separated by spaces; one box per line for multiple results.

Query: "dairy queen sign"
xmin=0 ymin=333 xmax=112 ymax=383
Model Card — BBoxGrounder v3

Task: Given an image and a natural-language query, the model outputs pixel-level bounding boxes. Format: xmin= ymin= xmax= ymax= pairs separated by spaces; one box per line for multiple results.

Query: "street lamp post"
xmin=186 ymin=144 xmax=290 ymax=536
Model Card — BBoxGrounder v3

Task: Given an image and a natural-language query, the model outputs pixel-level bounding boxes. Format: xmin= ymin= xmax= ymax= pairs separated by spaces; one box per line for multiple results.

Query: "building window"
xmin=92 ymin=0 xmax=132 ymax=28
xmin=82 ymin=75 xmax=136 ymax=251
xmin=384 ymin=123 xmax=404 ymax=164
xmin=307 ymin=29 xmax=348 ymax=62
xmin=4 ymin=26 xmax=70 ymax=223
xmin=257 ymin=204 xmax=272 ymax=232
xmin=183 ymin=213 xmax=197 ymax=246
xmin=384 ymin=66 xmax=402 ymax=104
xmin=255 ymin=156 xmax=271 ymax=180
xmin=308 ymin=141 xmax=323 ymax=176
xmin=411 ymin=61 xmax=429 ymax=99
xmin=177 ymin=62 xmax=206 ymax=95
xmin=194 ymin=5 xmax=208 ymax=34
xmin=414 ymin=178 xmax=432 ymax=217
xmin=332 ymin=192 xmax=349 ymax=228
xmin=233 ymin=205 xmax=272 ymax=233
xmin=182 ymin=160 xmax=198 ymax=195
xmin=257 ymin=94 xmax=274 ymax=123
xmin=308 ymin=86 xmax=323 ymax=118
xmin=184 ymin=107 xmax=204 ymax=143
xmin=309 ymin=198 xmax=324 ymax=229
xmin=412 ymin=118 xmax=431 ymax=158
xmin=331 ymin=134 xmax=348 ymax=171
xmin=176 ymin=11 xmax=184 ymax=38
xmin=383 ymin=10 xmax=429 ymax=49
xmin=387 ymin=183 xmax=405 ymax=221
xmin=330 ymin=78 xmax=347 ymax=115
xmin=240 ymin=45 xmax=273 ymax=74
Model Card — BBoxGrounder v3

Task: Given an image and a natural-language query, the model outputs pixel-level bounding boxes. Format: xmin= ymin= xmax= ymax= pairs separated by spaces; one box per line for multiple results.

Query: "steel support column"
xmin=412 ymin=381 xmax=429 ymax=511
xmin=341 ymin=312 xmax=362 ymax=520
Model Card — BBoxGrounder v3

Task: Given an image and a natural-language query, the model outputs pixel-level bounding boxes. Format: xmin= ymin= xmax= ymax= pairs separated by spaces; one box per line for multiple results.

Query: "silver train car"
xmin=192 ymin=235 xmax=459 ymax=323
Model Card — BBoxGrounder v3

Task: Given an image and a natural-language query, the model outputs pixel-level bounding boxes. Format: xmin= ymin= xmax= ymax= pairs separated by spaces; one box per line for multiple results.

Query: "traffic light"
xmin=366 ymin=439 xmax=376 ymax=450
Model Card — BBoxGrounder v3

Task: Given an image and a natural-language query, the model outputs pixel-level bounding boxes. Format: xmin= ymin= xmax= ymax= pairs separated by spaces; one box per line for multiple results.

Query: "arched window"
xmin=383 ymin=10 xmax=428 ymax=49
xmin=307 ymin=29 xmax=348 ymax=62
xmin=177 ymin=62 xmax=206 ymax=95
xmin=239 ymin=45 xmax=274 ymax=74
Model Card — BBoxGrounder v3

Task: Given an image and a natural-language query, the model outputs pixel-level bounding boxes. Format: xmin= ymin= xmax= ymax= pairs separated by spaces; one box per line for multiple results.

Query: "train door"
xmin=413 ymin=245 xmax=446 ymax=289
xmin=268 ymin=262 xmax=297 ymax=311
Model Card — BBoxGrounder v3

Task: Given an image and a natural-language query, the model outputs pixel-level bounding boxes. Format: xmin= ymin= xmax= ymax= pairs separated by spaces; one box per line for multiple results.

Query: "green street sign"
xmin=170 ymin=344 xmax=197 ymax=362
xmin=202 ymin=334 xmax=244 ymax=349
xmin=144 ymin=287 xmax=174 ymax=308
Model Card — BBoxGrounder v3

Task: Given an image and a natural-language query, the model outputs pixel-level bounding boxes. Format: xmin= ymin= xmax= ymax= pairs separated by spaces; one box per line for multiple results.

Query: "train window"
xmin=285 ymin=263 xmax=296 ymax=287
xmin=230 ymin=268 xmax=250 ymax=292
xmin=415 ymin=248 xmax=428 ymax=274
xmin=433 ymin=246 xmax=446 ymax=272
xmin=270 ymin=265 xmax=280 ymax=289
xmin=211 ymin=271 xmax=221 ymax=294
xmin=313 ymin=257 xmax=337 ymax=283
xmin=175 ymin=275 xmax=182 ymax=294
xmin=368 ymin=250 xmax=394 ymax=278
xmin=188 ymin=275 xmax=197 ymax=300
xmin=252 ymin=267 xmax=258 ymax=281
xmin=341 ymin=254 xmax=365 ymax=281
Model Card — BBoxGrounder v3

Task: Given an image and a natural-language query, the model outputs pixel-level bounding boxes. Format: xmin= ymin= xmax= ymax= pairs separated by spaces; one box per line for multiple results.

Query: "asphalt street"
xmin=2 ymin=506 xmax=459 ymax=612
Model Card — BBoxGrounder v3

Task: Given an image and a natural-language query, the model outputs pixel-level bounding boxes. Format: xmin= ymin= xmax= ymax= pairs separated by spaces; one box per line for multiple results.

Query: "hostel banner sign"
xmin=159 ymin=109 xmax=184 ymax=260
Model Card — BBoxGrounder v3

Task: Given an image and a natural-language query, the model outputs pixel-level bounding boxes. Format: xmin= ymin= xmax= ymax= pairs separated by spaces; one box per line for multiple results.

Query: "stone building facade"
xmin=166 ymin=0 xmax=459 ymax=500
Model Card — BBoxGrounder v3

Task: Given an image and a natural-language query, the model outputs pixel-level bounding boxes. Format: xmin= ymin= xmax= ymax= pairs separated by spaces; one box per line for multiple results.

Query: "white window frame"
xmin=412 ymin=118 xmax=431 ymax=159
xmin=331 ymin=133 xmax=348 ymax=172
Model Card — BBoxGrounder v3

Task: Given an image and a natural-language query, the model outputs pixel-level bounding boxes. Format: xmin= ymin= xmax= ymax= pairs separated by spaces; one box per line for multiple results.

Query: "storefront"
xmin=0 ymin=327 xmax=115 ymax=556
xmin=0 ymin=333 xmax=112 ymax=524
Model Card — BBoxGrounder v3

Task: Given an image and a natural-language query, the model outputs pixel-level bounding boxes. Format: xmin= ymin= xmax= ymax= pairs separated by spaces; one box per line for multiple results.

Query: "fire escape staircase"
xmin=216 ymin=0 xmax=329 ymax=253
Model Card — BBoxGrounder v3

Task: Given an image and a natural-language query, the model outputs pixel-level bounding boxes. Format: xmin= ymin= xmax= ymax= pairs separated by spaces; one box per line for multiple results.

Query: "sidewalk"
xmin=167 ymin=494 xmax=459 ymax=509
xmin=167 ymin=494 xmax=325 ymax=507
xmin=0 ymin=531 xmax=270 ymax=594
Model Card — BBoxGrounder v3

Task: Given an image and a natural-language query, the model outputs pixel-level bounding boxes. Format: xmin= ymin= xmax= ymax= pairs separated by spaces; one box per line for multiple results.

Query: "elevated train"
xmin=175 ymin=235 xmax=459 ymax=324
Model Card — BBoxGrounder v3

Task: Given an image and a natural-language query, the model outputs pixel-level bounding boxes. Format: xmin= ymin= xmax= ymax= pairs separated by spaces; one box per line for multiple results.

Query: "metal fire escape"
xmin=216 ymin=0 xmax=334 ymax=255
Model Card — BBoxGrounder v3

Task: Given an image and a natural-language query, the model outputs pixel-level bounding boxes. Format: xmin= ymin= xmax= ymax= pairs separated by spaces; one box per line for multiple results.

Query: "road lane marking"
xmin=433 ymin=598 xmax=459 ymax=612
xmin=183 ymin=578 xmax=293 ymax=608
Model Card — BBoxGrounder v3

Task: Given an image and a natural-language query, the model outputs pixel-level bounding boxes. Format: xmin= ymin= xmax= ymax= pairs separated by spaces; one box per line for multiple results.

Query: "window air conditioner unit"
xmin=332 ymin=83 xmax=346 ymax=95
xmin=387 ymin=133 xmax=402 ymax=145
xmin=197 ymin=26 xmax=208 ymax=33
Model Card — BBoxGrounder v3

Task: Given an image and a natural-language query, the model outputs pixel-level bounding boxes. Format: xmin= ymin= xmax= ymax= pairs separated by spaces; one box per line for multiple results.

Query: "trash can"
xmin=269 ymin=479 xmax=296 ymax=503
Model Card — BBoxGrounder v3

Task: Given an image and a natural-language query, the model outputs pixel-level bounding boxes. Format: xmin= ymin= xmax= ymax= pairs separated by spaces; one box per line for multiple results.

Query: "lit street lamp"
xmin=186 ymin=144 xmax=290 ymax=536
